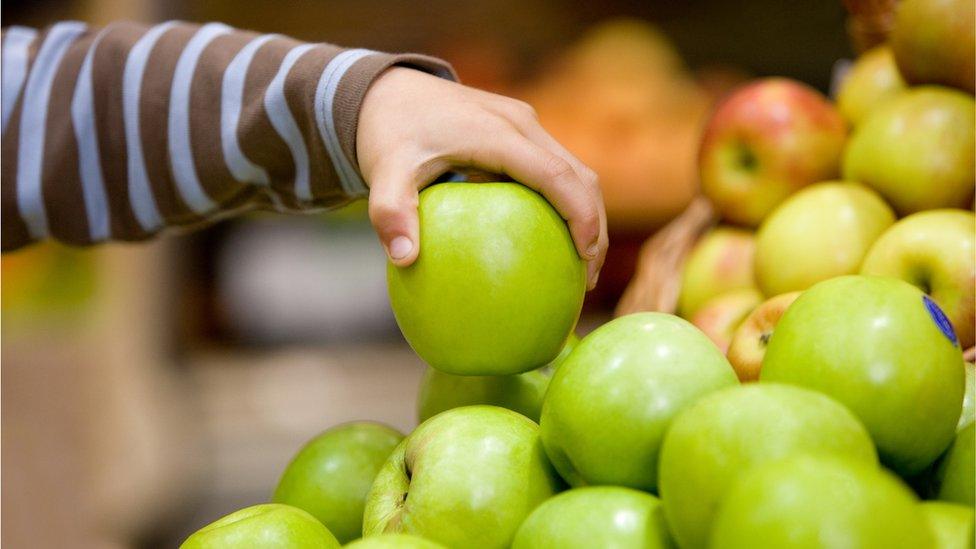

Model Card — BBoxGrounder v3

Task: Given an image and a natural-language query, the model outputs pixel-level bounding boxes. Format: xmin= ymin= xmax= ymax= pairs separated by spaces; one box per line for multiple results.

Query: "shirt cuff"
xmin=314 ymin=50 xmax=458 ymax=198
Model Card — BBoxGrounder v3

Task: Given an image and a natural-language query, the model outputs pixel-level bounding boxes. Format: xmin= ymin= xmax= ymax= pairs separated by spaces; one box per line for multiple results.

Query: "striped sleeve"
xmin=0 ymin=21 xmax=456 ymax=251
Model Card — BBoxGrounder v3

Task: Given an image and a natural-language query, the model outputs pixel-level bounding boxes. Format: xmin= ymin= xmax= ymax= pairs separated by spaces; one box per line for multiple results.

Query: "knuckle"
xmin=542 ymin=155 xmax=576 ymax=184
xmin=510 ymin=99 xmax=538 ymax=120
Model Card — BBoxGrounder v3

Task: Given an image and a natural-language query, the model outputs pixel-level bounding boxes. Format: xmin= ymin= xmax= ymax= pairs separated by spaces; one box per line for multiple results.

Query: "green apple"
xmin=344 ymin=534 xmax=446 ymax=549
xmin=726 ymin=291 xmax=801 ymax=382
xmin=891 ymin=0 xmax=975 ymax=93
xmin=677 ymin=227 xmax=756 ymax=318
xmin=860 ymin=209 xmax=976 ymax=349
xmin=921 ymin=502 xmax=975 ymax=549
xmin=961 ymin=362 xmax=974 ymax=430
xmin=511 ymin=486 xmax=674 ymax=549
xmin=754 ymin=182 xmax=895 ymax=296
xmin=761 ymin=275 xmax=965 ymax=476
xmin=710 ymin=454 xmax=933 ymax=549
xmin=272 ymin=423 xmax=403 ymax=543
xmin=935 ymin=422 xmax=975 ymax=506
xmin=658 ymin=383 xmax=877 ymax=549
xmin=540 ymin=312 xmax=737 ymax=491
xmin=689 ymin=288 xmax=764 ymax=353
xmin=180 ymin=504 xmax=340 ymax=549
xmin=416 ymin=334 xmax=578 ymax=423
xmin=362 ymin=406 xmax=560 ymax=549
xmin=387 ymin=183 xmax=585 ymax=376
xmin=836 ymin=46 xmax=908 ymax=126
xmin=842 ymin=87 xmax=975 ymax=216
xmin=699 ymin=77 xmax=847 ymax=227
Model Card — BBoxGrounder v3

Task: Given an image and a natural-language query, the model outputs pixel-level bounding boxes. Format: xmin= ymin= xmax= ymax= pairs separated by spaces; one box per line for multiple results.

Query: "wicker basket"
xmin=614 ymin=0 xmax=976 ymax=359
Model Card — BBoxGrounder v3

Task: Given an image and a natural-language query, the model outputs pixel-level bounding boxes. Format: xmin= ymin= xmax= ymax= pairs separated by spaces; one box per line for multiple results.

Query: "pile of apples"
xmin=180 ymin=1 xmax=974 ymax=548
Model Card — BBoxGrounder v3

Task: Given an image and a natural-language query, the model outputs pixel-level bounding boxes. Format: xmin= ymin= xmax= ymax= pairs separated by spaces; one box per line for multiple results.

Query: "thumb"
xmin=367 ymin=172 xmax=421 ymax=267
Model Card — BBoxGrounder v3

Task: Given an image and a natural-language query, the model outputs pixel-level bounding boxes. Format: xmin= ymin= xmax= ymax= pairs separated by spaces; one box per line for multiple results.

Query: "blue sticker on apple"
xmin=923 ymin=296 xmax=958 ymax=346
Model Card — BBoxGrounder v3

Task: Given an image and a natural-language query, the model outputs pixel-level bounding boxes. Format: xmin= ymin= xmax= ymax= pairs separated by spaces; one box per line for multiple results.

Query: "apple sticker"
xmin=924 ymin=295 xmax=958 ymax=346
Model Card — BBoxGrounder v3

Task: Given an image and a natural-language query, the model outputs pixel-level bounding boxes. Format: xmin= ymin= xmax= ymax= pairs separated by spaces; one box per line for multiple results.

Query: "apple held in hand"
xmin=921 ymin=502 xmax=975 ymax=549
xmin=754 ymin=182 xmax=895 ymax=296
xmin=388 ymin=183 xmax=585 ymax=376
xmin=362 ymin=406 xmax=560 ymax=549
xmin=677 ymin=227 xmax=757 ymax=318
xmin=710 ymin=455 xmax=933 ymax=549
xmin=726 ymin=291 xmax=800 ymax=382
xmin=180 ymin=504 xmax=340 ymax=549
xmin=836 ymin=46 xmax=907 ymax=126
xmin=540 ymin=313 xmax=737 ymax=492
xmin=658 ymin=383 xmax=877 ymax=549
xmin=690 ymin=288 xmax=763 ymax=352
xmin=345 ymin=534 xmax=447 ymax=549
xmin=843 ymin=87 xmax=975 ymax=216
xmin=699 ymin=77 xmax=847 ymax=227
xmin=891 ymin=0 xmax=975 ymax=93
xmin=860 ymin=209 xmax=976 ymax=349
xmin=272 ymin=422 xmax=403 ymax=544
xmin=417 ymin=334 xmax=578 ymax=423
xmin=761 ymin=275 xmax=965 ymax=476
xmin=935 ymin=422 xmax=975 ymax=507
xmin=511 ymin=487 xmax=673 ymax=549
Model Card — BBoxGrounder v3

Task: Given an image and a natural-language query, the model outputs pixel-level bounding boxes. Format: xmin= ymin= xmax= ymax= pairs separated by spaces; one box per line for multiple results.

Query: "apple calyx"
xmin=363 ymin=443 xmax=411 ymax=536
xmin=759 ymin=331 xmax=772 ymax=346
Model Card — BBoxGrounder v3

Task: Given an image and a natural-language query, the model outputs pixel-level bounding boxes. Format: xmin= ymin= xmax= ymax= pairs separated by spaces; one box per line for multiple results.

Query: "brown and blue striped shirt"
xmin=1 ymin=21 xmax=455 ymax=251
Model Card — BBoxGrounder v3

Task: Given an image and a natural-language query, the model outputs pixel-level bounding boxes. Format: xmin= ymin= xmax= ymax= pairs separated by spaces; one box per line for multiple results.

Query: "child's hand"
xmin=357 ymin=67 xmax=608 ymax=289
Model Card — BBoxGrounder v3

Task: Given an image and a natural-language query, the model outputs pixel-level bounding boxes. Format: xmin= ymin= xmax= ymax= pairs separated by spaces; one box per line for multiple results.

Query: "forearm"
xmin=0 ymin=21 xmax=455 ymax=251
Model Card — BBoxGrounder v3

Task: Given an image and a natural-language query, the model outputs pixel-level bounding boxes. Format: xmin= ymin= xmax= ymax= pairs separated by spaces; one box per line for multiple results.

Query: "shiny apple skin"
xmin=179 ymin=504 xmax=341 ymax=549
xmin=710 ymin=455 xmax=933 ymax=549
xmin=511 ymin=486 xmax=674 ymax=549
xmin=658 ymin=383 xmax=877 ymax=549
xmin=540 ymin=312 xmax=738 ymax=492
xmin=272 ymin=422 xmax=403 ymax=543
xmin=387 ymin=183 xmax=585 ymax=376
xmin=761 ymin=275 xmax=965 ymax=476
xmin=362 ymin=406 xmax=561 ymax=549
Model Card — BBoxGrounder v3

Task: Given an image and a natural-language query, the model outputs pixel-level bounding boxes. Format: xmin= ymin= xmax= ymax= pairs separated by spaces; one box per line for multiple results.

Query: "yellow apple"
xmin=836 ymin=46 xmax=907 ymax=126
xmin=755 ymin=182 xmax=895 ymax=296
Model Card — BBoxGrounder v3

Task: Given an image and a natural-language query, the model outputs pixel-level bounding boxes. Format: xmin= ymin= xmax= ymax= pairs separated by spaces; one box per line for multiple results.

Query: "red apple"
xmin=726 ymin=291 xmax=801 ymax=382
xmin=699 ymin=78 xmax=848 ymax=227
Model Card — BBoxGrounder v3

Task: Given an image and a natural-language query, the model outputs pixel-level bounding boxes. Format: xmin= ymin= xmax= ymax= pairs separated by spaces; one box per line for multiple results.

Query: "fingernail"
xmin=389 ymin=236 xmax=413 ymax=260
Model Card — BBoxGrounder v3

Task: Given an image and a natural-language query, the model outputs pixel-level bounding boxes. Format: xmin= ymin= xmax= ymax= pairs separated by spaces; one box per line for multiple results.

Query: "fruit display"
xmin=180 ymin=6 xmax=976 ymax=548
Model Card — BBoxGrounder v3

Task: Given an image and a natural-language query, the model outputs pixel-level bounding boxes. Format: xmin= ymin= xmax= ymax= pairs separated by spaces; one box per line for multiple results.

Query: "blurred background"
xmin=1 ymin=1 xmax=851 ymax=547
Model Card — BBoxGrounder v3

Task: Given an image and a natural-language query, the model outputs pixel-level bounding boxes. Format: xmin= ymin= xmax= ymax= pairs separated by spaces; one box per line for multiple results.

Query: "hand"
xmin=357 ymin=67 xmax=608 ymax=289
